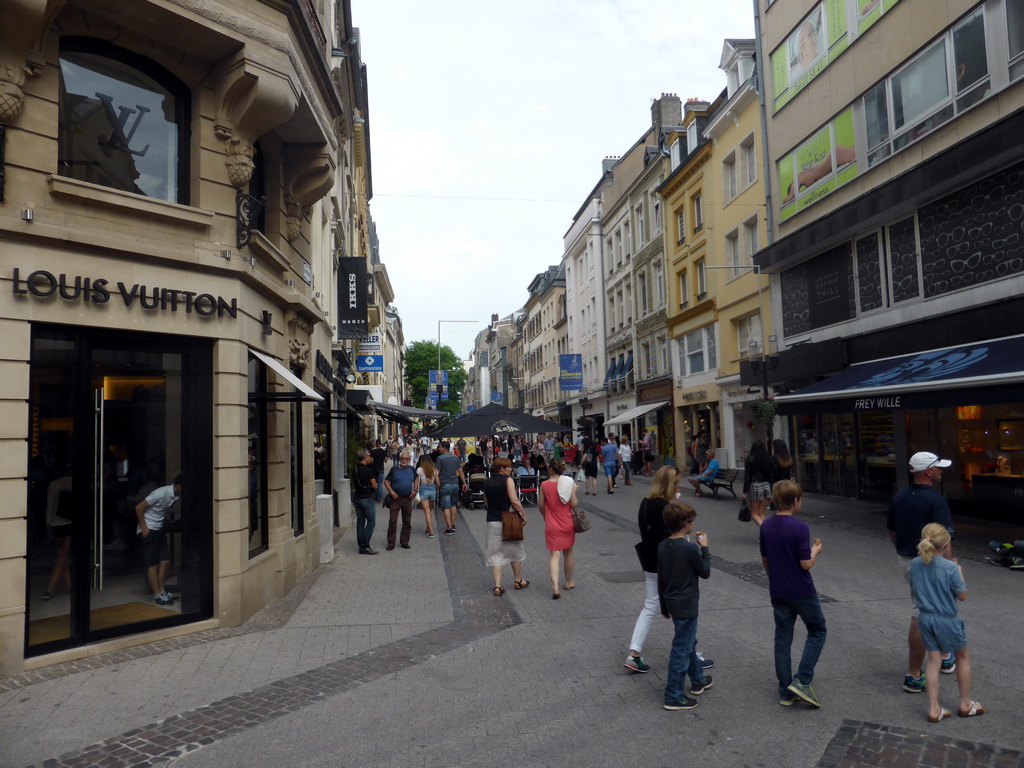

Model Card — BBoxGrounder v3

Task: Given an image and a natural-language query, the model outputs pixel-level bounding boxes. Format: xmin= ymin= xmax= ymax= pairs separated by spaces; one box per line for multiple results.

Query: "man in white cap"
xmin=886 ymin=451 xmax=955 ymax=694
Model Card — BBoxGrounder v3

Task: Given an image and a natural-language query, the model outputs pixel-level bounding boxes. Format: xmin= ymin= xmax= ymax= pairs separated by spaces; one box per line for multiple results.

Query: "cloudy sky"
xmin=353 ymin=1 xmax=757 ymax=361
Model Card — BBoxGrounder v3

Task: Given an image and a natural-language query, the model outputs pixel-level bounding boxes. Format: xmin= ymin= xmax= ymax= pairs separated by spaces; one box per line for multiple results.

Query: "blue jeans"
xmin=771 ymin=595 xmax=827 ymax=698
xmin=665 ymin=616 xmax=704 ymax=702
xmin=375 ymin=472 xmax=385 ymax=502
xmin=353 ymin=497 xmax=376 ymax=550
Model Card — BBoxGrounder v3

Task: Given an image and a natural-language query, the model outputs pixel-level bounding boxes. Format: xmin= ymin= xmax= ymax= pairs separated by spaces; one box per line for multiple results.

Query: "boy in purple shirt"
xmin=760 ymin=480 xmax=826 ymax=707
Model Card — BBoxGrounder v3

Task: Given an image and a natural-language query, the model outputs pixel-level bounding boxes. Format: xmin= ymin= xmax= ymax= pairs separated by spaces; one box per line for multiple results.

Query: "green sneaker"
xmin=903 ymin=673 xmax=926 ymax=693
xmin=786 ymin=679 xmax=821 ymax=707
xmin=624 ymin=654 xmax=651 ymax=673
xmin=779 ymin=694 xmax=800 ymax=706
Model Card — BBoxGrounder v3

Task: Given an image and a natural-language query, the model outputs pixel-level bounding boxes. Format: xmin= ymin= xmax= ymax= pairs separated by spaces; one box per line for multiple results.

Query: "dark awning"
xmin=775 ymin=335 xmax=1024 ymax=412
xmin=602 ymin=361 xmax=617 ymax=387
xmin=370 ymin=401 xmax=448 ymax=419
xmin=346 ymin=389 xmax=374 ymax=412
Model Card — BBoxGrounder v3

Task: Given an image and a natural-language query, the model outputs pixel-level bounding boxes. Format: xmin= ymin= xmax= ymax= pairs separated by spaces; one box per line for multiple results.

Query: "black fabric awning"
xmin=346 ymin=389 xmax=374 ymax=412
xmin=370 ymin=402 xmax=447 ymax=419
xmin=775 ymin=335 xmax=1024 ymax=413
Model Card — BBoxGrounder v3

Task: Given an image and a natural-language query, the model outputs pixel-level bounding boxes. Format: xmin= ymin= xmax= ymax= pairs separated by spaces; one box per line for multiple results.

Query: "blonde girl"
xmin=909 ymin=523 xmax=983 ymax=723
xmin=416 ymin=456 xmax=439 ymax=537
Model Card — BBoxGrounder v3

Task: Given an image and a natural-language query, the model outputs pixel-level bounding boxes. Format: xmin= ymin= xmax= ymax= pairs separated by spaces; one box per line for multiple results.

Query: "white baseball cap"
xmin=908 ymin=451 xmax=952 ymax=472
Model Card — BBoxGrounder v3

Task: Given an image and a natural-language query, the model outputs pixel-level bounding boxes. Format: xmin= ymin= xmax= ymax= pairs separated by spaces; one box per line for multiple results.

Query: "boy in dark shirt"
xmin=658 ymin=501 xmax=711 ymax=710
xmin=760 ymin=480 xmax=826 ymax=707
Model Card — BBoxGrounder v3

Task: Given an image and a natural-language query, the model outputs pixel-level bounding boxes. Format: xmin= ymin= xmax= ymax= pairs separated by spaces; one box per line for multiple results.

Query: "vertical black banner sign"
xmin=337 ymin=257 xmax=369 ymax=339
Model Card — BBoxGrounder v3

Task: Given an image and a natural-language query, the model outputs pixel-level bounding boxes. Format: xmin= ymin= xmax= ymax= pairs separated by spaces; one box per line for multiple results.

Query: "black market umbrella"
xmin=433 ymin=405 xmax=559 ymax=438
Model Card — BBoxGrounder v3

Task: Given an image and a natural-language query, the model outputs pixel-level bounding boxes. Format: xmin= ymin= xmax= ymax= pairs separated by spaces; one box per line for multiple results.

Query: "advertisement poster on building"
xmin=771 ymin=0 xmax=850 ymax=112
xmin=778 ymin=107 xmax=858 ymax=222
xmin=559 ymin=354 xmax=583 ymax=391
xmin=858 ymin=0 xmax=904 ymax=35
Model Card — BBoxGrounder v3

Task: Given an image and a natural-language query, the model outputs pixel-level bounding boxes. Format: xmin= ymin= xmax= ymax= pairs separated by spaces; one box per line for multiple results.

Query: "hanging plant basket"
xmin=751 ymin=398 xmax=778 ymax=431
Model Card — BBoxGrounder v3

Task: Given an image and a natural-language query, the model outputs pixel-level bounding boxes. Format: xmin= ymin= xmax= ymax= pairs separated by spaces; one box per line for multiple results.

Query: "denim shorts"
xmin=918 ymin=613 xmax=967 ymax=653
xmin=439 ymin=483 xmax=459 ymax=509
xmin=419 ymin=484 xmax=436 ymax=501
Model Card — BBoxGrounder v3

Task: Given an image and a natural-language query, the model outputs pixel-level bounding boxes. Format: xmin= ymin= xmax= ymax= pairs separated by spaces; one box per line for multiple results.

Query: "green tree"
xmin=404 ymin=340 xmax=467 ymax=417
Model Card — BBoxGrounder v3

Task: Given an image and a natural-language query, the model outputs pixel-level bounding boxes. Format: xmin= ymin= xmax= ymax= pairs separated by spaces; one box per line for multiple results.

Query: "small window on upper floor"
xmin=1010 ymin=0 xmax=1024 ymax=80
xmin=722 ymin=154 xmax=737 ymax=202
xmin=58 ymin=39 xmax=190 ymax=204
xmin=742 ymin=136 xmax=757 ymax=185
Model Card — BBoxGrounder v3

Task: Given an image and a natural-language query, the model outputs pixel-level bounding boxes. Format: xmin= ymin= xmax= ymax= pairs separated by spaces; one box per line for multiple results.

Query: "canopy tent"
xmin=432 ymin=405 xmax=558 ymax=438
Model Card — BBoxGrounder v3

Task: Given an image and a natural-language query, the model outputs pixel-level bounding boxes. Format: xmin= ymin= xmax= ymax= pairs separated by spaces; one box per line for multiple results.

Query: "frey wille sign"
xmin=12 ymin=268 xmax=238 ymax=318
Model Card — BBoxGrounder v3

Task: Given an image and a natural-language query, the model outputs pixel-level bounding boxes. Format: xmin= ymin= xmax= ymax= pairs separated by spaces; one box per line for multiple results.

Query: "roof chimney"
xmin=652 ymin=93 xmax=682 ymax=132
xmin=602 ymin=156 xmax=620 ymax=174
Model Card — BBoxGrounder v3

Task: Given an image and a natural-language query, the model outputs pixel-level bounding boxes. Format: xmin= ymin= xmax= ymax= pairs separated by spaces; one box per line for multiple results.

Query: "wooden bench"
xmin=700 ymin=468 xmax=739 ymax=499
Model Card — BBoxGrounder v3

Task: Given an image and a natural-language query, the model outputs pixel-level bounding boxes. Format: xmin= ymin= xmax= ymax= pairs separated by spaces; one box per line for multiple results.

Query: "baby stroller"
xmin=463 ymin=470 xmax=487 ymax=509
xmin=630 ymin=449 xmax=644 ymax=474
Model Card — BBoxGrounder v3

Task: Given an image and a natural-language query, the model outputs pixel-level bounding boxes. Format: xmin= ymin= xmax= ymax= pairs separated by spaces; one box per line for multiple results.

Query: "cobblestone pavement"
xmin=2 ymin=473 xmax=1022 ymax=768
xmin=819 ymin=720 xmax=1024 ymax=768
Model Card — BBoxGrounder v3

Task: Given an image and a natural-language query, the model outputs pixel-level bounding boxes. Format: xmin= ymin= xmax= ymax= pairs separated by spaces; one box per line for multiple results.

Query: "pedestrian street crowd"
xmin=344 ymin=429 xmax=999 ymax=725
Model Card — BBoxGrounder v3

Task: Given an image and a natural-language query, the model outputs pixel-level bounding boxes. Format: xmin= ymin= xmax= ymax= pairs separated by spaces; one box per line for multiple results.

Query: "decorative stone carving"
xmin=283 ymin=147 xmax=335 ymax=206
xmin=0 ymin=73 xmax=24 ymax=123
xmin=283 ymin=196 xmax=305 ymax=242
xmin=288 ymin=337 xmax=310 ymax=371
xmin=224 ymin=136 xmax=255 ymax=188
xmin=212 ymin=52 xmax=299 ymax=186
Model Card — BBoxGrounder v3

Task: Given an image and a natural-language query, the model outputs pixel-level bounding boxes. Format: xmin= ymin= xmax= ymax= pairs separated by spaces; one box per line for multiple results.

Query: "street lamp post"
xmin=578 ymin=393 xmax=592 ymax=441
xmin=704 ymin=264 xmax=769 ymax=398
xmin=437 ymin=319 xmax=478 ymax=406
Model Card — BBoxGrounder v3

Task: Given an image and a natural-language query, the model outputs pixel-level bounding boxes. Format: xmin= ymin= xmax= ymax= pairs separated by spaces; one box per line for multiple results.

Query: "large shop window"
xmin=290 ymin=380 xmax=304 ymax=536
xmin=58 ymin=40 xmax=190 ymax=204
xmin=247 ymin=356 xmax=269 ymax=558
xmin=864 ymin=8 xmax=989 ymax=168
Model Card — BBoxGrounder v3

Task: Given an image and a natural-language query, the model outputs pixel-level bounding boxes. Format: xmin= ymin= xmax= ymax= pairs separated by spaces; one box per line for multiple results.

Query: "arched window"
xmin=58 ymin=39 xmax=190 ymax=204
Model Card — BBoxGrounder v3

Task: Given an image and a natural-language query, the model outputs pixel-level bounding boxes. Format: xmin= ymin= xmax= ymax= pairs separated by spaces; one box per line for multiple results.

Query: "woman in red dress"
xmin=538 ymin=458 xmax=578 ymax=599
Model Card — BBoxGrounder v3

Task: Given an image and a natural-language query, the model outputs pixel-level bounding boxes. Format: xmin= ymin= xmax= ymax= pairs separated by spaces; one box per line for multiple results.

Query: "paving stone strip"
xmin=23 ymin=519 xmax=521 ymax=768
xmin=818 ymin=719 xmax=1024 ymax=768
xmin=0 ymin=551 xmax=325 ymax=695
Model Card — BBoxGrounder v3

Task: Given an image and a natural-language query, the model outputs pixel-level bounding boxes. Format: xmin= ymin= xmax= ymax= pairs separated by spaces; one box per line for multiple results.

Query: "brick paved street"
xmin=2 ymin=473 xmax=1022 ymax=768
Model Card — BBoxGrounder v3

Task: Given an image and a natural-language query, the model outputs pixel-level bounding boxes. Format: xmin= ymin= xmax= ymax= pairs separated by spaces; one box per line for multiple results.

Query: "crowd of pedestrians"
xmin=354 ymin=430 xmax=983 ymax=725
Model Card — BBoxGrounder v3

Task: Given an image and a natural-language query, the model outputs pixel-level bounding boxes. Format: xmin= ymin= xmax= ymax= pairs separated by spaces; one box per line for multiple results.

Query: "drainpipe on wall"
xmin=753 ymin=0 xmax=774 ymax=246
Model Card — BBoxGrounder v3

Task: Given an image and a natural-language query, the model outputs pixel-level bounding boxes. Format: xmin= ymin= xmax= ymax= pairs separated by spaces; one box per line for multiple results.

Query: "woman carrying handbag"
xmin=484 ymin=458 xmax=530 ymax=595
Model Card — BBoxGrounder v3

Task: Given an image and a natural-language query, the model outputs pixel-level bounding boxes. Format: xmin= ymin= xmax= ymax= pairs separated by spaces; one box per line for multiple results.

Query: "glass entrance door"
xmin=821 ymin=412 xmax=858 ymax=497
xmin=26 ymin=327 xmax=211 ymax=655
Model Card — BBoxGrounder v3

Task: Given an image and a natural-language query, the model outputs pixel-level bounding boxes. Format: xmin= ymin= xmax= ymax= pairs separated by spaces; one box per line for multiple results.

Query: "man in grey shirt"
xmin=436 ymin=441 xmax=466 ymax=535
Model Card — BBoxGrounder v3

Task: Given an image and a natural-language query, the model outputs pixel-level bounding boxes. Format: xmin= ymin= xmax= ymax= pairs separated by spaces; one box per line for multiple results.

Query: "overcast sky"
xmin=353 ymin=1 xmax=757 ymax=362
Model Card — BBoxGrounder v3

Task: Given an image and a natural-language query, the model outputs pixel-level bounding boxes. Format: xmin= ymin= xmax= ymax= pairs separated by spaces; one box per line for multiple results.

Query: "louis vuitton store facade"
xmin=0 ymin=0 xmax=349 ymax=676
